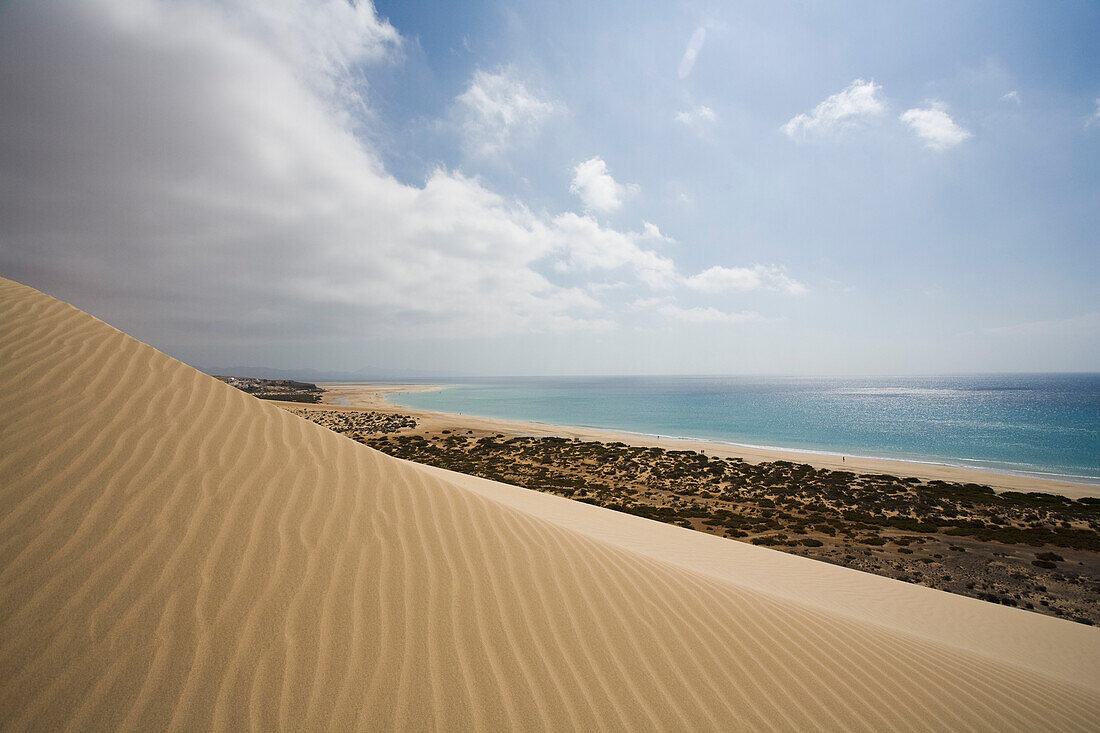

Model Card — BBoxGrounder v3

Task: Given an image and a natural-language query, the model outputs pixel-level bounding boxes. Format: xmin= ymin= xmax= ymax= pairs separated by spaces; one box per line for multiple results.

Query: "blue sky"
xmin=0 ymin=0 xmax=1097 ymax=374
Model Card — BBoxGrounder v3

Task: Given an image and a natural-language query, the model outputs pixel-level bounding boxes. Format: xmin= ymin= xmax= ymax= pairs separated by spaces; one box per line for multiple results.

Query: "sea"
xmin=387 ymin=374 xmax=1100 ymax=486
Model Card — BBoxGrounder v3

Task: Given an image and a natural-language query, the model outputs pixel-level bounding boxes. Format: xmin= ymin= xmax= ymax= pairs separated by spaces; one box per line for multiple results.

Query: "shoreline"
xmin=320 ymin=382 xmax=1100 ymax=499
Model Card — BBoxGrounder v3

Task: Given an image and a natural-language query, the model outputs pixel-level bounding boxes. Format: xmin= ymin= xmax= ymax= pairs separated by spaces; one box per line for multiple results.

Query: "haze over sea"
xmin=392 ymin=374 xmax=1100 ymax=486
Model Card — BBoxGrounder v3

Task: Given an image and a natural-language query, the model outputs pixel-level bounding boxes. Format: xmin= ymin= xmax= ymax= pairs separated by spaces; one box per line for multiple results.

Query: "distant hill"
xmin=213 ymin=375 xmax=323 ymax=403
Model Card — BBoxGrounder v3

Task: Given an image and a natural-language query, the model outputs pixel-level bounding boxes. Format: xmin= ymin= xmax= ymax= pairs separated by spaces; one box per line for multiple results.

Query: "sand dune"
xmin=1 ymin=276 xmax=1098 ymax=732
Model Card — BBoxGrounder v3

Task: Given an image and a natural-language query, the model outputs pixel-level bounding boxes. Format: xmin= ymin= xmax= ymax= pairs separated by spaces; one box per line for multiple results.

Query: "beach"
xmin=322 ymin=383 xmax=1100 ymax=499
xmin=3 ymin=277 xmax=1099 ymax=731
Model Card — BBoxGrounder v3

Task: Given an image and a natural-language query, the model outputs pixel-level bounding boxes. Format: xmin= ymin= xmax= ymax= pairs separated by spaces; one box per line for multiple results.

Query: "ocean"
xmin=389 ymin=374 xmax=1100 ymax=485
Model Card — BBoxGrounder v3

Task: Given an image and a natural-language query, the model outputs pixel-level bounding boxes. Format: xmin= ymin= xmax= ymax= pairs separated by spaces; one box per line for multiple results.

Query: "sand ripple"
xmin=1 ymin=276 xmax=1098 ymax=731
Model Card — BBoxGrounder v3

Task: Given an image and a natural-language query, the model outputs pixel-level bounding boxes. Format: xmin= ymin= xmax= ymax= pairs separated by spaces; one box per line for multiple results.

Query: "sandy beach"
xmin=322 ymin=383 xmax=1100 ymax=499
xmin=3 ymin=277 xmax=1099 ymax=731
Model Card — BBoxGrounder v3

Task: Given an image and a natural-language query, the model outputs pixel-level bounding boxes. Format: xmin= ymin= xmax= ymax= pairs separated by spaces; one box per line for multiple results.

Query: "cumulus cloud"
xmin=0 ymin=0 xmax=809 ymax=363
xmin=551 ymin=214 xmax=676 ymax=289
xmin=677 ymin=27 xmax=706 ymax=79
xmin=684 ymin=265 xmax=807 ymax=295
xmin=781 ymin=79 xmax=884 ymax=141
xmin=0 ymin=0 xmax=681 ymax=346
xmin=455 ymin=68 xmax=559 ymax=156
xmin=244 ymin=0 xmax=400 ymax=77
xmin=1000 ymin=90 xmax=1021 ymax=104
xmin=570 ymin=157 xmax=636 ymax=213
xmin=899 ymin=101 xmax=971 ymax=150
xmin=675 ymin=105 xmax=717 ymax=133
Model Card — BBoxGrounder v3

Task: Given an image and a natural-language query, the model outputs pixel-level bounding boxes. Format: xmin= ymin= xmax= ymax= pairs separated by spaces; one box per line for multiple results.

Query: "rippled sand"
xmin=2 ymin=276 xmax=1098 ymax=731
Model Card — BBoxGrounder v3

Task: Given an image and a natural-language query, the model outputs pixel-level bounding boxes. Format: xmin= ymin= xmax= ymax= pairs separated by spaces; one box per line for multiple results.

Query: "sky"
xmin=0 ymin=0 xmax=1098 ymax=376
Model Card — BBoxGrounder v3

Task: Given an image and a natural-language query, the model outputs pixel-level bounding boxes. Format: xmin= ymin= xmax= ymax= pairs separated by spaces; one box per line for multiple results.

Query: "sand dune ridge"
xmin=1 ymin=276 xmax=1098 ymax=731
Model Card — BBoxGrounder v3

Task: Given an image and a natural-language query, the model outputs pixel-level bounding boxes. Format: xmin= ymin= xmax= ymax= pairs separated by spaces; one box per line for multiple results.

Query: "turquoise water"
xmin=390 ymin=375 xmax=1100 ymax=485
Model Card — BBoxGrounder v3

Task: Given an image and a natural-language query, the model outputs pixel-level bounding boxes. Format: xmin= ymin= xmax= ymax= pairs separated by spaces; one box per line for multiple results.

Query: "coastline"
xmin=321 ymin=382 xmax=1100 ymax=499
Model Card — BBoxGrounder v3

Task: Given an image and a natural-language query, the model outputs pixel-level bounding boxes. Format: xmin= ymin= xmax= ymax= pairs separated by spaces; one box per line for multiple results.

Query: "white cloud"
xmin=0 ymin=0 xmax=691 ymax=345
xmin=781 ymin=79 xmax=884 ymax=141
xmin=675 ymin=105 xmax=717 ymax=135
xmin=899 ymin=101 xmax=971 ymax=150
xmin=455 ymin=68 xmax=559 ymax=156
xmin=551 ymin=214 xmax=676 ymax=289
xmin=232 ymin=0 xmax=400 ymax=106
xmin=570 ymin=157 xmax=636 ymax=213
xmin=0 ymin=0 xmax=811 ymax=361
xmin=684 ymin=265 xmax=807 ymax=295
xmin=640 ymin=221 xmax=672 ymax=241
xmin=677 ymin=27 xmax=706 ymax=79
xmin=656 ymin=304 xmax=761 ymax=325
xmin=1000 ymin=90 xmax=1021 ymax=104
xmin=1088 ymin=97 xmax=1100 ymax=128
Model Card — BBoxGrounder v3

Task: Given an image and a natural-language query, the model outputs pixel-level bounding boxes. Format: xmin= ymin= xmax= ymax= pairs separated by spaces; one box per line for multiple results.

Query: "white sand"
xmin=2 ymin=277 xmax=1098 ymax=731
